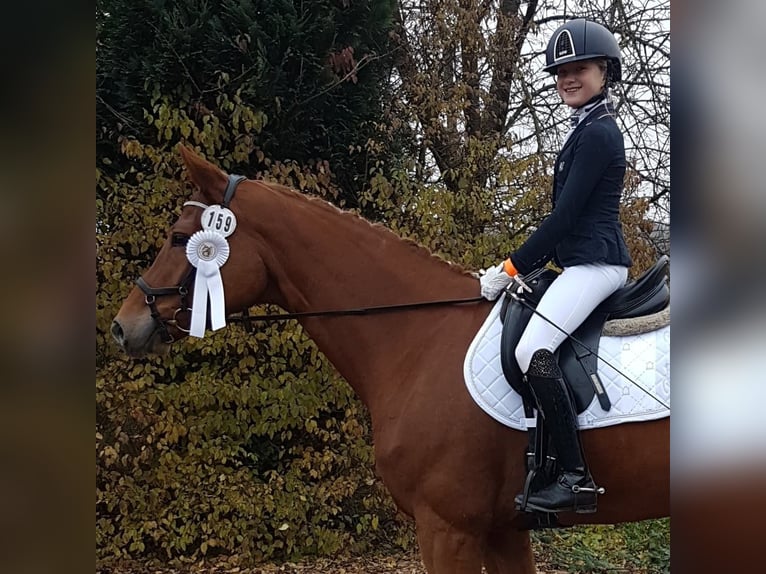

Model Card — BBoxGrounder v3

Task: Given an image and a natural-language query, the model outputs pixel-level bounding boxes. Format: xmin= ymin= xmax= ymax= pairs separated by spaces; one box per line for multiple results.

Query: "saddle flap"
xmin=559 ymin=313 xmax=610 ymax=412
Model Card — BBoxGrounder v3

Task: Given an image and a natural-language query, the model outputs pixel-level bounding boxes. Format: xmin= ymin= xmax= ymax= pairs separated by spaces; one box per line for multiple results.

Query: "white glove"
xmin=479 ymin=262 xmax=513 ymax=300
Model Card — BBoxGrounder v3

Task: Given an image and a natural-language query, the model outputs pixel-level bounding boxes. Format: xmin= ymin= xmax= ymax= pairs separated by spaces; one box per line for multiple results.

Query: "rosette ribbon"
xmin=185 ymin=230 xmax=230 ymax=338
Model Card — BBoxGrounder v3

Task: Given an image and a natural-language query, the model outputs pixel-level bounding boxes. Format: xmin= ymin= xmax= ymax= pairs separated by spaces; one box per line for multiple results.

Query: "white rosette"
xmin=185 ymin=230 xmax=230 ymax=338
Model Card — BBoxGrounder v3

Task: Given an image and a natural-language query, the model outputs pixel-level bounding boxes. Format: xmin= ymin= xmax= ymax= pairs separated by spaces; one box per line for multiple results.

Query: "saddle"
xmin=500 ymin=257 xmax=669 ymax=529
xmin=499 ymin=256 xmax=670 ymax=413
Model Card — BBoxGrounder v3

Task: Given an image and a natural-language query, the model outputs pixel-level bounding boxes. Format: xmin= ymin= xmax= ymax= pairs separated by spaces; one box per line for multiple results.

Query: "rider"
xmin=479 ymin=19 xmax=633 ymax=513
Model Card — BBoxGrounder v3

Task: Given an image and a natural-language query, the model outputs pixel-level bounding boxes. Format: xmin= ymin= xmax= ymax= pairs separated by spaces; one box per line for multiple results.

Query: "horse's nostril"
xmin=111 ymin=320 xmax=125 ymax=344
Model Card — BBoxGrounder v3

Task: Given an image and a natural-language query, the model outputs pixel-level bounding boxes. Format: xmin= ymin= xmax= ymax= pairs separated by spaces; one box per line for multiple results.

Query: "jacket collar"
xmin=559 ymin=97 xmax=616 ymax=154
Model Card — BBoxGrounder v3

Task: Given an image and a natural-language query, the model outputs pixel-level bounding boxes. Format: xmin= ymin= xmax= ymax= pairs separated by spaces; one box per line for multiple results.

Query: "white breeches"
xmin=515 ymin=263 xmax=629 ymax=373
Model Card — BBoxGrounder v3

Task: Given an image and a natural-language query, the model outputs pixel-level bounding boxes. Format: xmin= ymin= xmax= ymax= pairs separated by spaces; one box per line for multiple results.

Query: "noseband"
xmin=135 ymin=174 xmax=246 ymax=343
xmin=135 ymin=271 xmax=195 ymax=343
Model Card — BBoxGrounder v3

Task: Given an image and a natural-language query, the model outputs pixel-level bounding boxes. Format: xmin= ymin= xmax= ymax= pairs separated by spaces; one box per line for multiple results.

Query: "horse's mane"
xmin=259 ymin=180 xmax=475 ymax=278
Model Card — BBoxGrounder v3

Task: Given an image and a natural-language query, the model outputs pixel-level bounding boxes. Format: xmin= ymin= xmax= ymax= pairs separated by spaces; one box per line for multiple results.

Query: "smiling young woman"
xmin=479 ymin=18 xmax=632 ymax=514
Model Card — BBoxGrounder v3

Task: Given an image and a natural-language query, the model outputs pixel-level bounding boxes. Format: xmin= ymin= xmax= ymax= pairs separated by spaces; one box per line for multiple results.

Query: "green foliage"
xmin=361 ymin=156 xmax=533 ymax=269
xmin=96 ymin=337 xmax=408 ymax=561
xmin=97 ymin=0 xmax=396 ymax=208
xmin=532 ymin=519 xmax=670 ymax=573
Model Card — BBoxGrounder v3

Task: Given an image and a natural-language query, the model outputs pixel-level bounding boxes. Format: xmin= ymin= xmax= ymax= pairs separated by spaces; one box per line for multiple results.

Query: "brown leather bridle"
xmin=134 ymin=174 xmax=246 ymax=343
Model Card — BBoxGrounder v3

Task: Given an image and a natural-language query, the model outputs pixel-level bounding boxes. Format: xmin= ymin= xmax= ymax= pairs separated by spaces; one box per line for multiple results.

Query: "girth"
xmin=500 ymin=256 xmax=670 ymax=414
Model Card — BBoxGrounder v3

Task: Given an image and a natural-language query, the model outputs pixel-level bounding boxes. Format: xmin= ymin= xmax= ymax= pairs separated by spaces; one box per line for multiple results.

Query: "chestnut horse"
xmin=112 ymin=146 xmax=669 ymax=573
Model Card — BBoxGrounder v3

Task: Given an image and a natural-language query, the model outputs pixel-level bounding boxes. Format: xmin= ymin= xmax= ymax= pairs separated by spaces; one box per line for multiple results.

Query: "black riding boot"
xmin=516 ymin=349 xmax=599 ymax=513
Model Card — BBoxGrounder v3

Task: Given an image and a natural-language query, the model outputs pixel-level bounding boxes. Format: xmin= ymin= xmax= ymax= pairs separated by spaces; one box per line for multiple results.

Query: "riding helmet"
xmin=543 ymin=19 xmax=622 ymax=82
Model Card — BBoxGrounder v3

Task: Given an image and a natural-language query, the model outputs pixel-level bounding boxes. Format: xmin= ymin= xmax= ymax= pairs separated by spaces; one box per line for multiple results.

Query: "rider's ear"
xmin=178 ymin=144 xmax=227 ymax=201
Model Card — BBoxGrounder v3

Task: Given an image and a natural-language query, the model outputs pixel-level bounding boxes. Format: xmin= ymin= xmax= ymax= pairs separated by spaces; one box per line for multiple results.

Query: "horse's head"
xmin=111 ymin=146 xmax=271 ymax=357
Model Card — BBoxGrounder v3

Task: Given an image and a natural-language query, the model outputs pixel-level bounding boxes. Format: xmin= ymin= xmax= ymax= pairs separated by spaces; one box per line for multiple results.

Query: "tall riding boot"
xmin=517 ymin=349 xmax=599 ymax=513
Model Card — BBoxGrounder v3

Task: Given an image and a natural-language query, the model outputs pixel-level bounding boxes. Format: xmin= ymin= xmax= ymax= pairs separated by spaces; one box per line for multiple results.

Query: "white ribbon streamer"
xmin=185 ymin=230 xmax=230 ymax=338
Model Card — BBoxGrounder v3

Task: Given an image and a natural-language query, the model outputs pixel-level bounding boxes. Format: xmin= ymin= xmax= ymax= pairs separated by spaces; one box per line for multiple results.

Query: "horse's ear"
xmin=178 ymin=144 xmax=227 ymax=200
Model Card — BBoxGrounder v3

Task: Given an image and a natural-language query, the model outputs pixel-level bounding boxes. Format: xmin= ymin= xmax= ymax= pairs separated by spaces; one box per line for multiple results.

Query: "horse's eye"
xmin=171 ymin=233 xmax=189 ymax=247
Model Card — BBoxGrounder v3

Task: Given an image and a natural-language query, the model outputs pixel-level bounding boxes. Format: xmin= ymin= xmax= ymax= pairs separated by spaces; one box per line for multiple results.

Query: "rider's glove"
xmin=479 ymin=261 xmax=513 ymax=300
xmin=479 ymin=259 xmax=531 ymax=300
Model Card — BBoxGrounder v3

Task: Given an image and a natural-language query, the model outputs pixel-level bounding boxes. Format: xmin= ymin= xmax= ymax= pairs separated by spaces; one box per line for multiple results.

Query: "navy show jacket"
xmin=510 ymin=101 xmax=633 ymax=275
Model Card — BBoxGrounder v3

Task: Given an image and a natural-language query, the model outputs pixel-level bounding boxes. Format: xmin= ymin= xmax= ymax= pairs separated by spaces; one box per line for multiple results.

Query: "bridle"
xmin=136 ymin=271 xmax=195 ymax=344
xmin=136 ymin=173 xmax=486 ymax=342
xmin=135 ymin=174 xmax=246 ymax=343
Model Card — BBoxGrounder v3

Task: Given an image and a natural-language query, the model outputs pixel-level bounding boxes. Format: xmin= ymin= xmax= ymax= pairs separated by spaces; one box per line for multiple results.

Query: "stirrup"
xmin=572 ymin=483 xmax=606 ymax=495
xmin=516 ymin=456 xmax=556 ymax=509
xmin=570 ymin=481 xmax=605 ymax=514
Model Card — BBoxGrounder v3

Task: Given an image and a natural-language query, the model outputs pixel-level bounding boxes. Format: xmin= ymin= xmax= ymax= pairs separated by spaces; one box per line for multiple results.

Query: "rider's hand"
xmin=479 ymin=262 xmax=513 ymax=300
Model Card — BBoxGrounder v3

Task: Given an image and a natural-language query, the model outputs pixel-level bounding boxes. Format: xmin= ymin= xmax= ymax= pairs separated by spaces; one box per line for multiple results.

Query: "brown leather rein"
xmin=227 ymin=296 xmax=486 ymax=330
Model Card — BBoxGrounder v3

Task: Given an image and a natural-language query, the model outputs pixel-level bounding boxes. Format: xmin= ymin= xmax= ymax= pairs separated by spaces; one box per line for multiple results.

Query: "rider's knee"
xmin=527 ymin=348 xmax=558 ymax=378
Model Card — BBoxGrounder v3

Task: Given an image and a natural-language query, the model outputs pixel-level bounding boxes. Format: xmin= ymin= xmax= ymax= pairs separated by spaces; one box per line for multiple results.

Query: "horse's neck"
xmin=246 ymin=185 xmax=480 ymax=409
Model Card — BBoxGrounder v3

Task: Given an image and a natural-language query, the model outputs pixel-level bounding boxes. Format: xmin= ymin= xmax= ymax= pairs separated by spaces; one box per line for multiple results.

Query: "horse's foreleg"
xmin=483 ymin=526 xmax=536 ymax=574
xmin=414 ymin=508 xmax=485 ymax=573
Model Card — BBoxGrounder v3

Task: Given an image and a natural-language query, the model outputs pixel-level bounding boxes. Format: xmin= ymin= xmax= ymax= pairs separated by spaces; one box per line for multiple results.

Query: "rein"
xmin=228 ymin=296 xmax=486 ymax=329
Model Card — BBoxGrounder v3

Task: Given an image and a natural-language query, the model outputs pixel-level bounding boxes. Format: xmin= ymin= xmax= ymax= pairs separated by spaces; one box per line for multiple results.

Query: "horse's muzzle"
xmin=110 ymin=316 xmax=169 ymax=357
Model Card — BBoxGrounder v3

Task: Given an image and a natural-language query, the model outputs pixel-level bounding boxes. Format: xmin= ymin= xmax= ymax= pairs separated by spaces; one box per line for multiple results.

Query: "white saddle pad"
xmin=463 ymin=299 xmax=670 ymax=431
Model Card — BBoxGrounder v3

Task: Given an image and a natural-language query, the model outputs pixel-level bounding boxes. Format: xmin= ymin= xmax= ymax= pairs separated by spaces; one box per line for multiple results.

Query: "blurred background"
xmin=671 ymin=0 xmax=766 ymax=572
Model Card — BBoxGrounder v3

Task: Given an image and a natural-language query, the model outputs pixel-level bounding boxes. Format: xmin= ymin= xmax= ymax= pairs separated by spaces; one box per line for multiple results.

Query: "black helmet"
xmin=543 ymin=19 xmax=622 ymax=82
